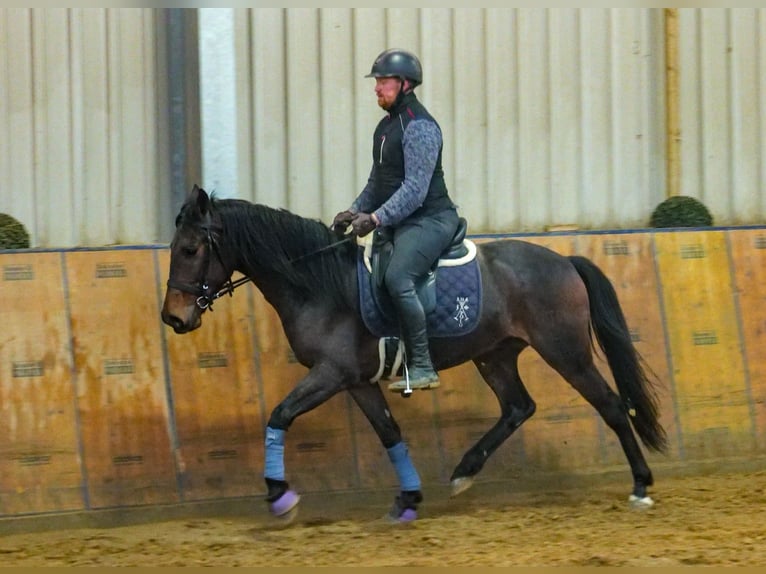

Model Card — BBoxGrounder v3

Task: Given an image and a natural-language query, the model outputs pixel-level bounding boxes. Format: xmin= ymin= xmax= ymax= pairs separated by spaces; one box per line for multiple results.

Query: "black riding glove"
xmin=332 ymin=210 xmax=355 ymax=235
xmin=351 ymin=212 xmax=377 ymax=238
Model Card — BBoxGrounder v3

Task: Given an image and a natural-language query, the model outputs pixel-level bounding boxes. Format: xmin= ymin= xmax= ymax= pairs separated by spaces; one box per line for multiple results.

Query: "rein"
xmin=288 ymin=235 xmax=354 ymax=264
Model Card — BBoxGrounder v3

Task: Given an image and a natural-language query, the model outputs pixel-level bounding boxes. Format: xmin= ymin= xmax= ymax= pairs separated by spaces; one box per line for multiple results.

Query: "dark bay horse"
xmin=161 ymin=185 xmax=667 ymax=522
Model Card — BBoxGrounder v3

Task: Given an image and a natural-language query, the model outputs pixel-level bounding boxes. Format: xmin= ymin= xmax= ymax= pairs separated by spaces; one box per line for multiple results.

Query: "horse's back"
xmin=477 ymin=238 xmax=575 ymax=278
xmin=475 ymin=237 xmax=589 ymax=316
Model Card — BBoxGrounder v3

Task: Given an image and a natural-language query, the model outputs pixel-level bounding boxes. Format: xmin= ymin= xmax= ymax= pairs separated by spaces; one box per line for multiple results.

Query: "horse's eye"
xmin=182 ymin=245 xmax=198 ymax=257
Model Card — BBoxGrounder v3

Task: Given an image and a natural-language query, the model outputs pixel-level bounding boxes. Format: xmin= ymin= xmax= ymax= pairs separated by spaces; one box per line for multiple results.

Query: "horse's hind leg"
xmin=451 ymin=339 xmax=536 ymax=496
xmin=347 ymin=383 xmax=423 ymax=522
xmin=538 ymin=342 xmax=655 ymax=506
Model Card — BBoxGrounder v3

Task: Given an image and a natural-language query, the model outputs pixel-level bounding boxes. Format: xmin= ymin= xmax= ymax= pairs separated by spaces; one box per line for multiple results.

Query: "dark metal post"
xmin=162 ymin=8 xmax=201 ymax=239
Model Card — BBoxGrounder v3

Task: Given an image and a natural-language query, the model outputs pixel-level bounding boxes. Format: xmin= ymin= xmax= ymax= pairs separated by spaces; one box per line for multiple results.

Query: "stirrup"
xmin=387 ymin=363 xmax=440 ymax=396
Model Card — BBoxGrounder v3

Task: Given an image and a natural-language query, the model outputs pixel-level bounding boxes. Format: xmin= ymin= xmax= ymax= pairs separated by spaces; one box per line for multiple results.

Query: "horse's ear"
xmin=188 ymin=184 xmax=210 ymax=216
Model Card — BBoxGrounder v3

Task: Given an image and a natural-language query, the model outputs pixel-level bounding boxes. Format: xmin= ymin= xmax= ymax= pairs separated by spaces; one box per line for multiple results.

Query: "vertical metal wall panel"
xmin=351 ymin=9 xmax=387 ymax=211
xmin=247 ymin=8 xmax=288 ymax=208
xmin=0 ymin=8 xmax=164 ymax=248
xmin=232 ymin=9 xmax=253 ymax=205
xmin=549 ymin=9 xmax=581 ymax=228
xmin=730 ymin=9 xmax=761 ymax=219
xmin=761 ymin=11 xmax=766 ymax=220
xmin=285 ymin=9 xmax=322 ymax=218
xmin=700 ymin=9 xmax=730 ymax=219
xmin=484 ymin=9 xmax=519 ymax=232
xmin=517 ymin=9 xmax=551 ymax=230
xmin=418 ymin=9 xmax=454 ymax=207
xmin=644 ymin=10 xmax=667 ymax=223
xmin=319 ymin=9 xmax=356 ymax=221
xmin=580 ymin=9 xmax=613 ymax=228
xmin=199 ymin=9 xmax=238 ymax=199
xmin=678 ymin=10 xmax=703 ymax=204
xmin=385 ymin=8 xmax=420 ymax=49
xmin=73 ymin=9 xmax=110 ymax=245
xmin=610 ymin=9 xmax=640 ymax=224
xmin=108 ymin=9 xmax=159 ymax=244
xmin=32 ymin=9 xmax=74 ymax=247
xmin=452 ymin=10 xmax=488 ymax=227
xmin=678 ymin=8 xmax=766 ymax=224
xmin=609 ymin=9 xmax=665 ymax=228
xmin=0 ymin=9 xmax=37 ymax=240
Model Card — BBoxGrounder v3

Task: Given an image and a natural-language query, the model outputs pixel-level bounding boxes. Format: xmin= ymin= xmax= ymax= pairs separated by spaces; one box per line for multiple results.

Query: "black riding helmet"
xmin=365 ymin=49 xmax=422 ymax=88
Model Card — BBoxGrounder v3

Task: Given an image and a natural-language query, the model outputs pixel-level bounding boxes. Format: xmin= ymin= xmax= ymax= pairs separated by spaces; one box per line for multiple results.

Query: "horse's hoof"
xmin=385 ymin=506 xmax=417 ymax=523
xmin=628 ymin=494 xmax=654 ymax=509
xmin=450 ymin=476 xmax=474 ymax=497
xmin=275 ymin=506 xmax=299 ymax=525
xmin=385 ymin=495 xmax=418 ymax=524
xmin=270 ymin=489 xmax=301 ymax=517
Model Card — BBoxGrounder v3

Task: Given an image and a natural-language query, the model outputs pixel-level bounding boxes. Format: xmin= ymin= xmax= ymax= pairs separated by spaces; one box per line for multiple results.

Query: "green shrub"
xmin=0 ymin=213 xmax=31 ymax=249
xmin=649 ymin=195 xmax=713 ymax=228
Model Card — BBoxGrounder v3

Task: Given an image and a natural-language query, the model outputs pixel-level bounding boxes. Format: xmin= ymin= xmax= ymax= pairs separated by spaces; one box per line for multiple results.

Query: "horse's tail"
xmin=567 ymin=255 xmax=668 ymax=453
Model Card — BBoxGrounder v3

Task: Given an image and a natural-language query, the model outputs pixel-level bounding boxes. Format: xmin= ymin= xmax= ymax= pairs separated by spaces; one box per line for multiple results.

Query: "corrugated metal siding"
xmin=233 ymin=8 xmax=668 ymax=232
xmin=4 ymin=8 xmax=766 ymax=248
xmin=0 ymin=8 xmax=164 ymax=248
xmin=678 ymin=8 xmax=766 ymax=224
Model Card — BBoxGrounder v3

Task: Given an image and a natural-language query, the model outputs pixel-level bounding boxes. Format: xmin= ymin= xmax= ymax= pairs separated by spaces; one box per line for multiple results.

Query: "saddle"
xmin=356 ymin=217 xmax=481 ymax=342
xmin=366 ymin=217 xmax=472 ymax=313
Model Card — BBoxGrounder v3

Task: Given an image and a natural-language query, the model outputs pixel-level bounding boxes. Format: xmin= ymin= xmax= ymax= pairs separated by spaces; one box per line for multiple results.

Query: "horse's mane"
xmin=210 ymin=197 xmax=356 ymax=307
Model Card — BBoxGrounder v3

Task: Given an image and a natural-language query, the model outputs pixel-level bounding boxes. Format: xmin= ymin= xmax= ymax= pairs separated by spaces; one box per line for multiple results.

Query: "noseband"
xmin=166 ymin=224 xmax=251 ymax=310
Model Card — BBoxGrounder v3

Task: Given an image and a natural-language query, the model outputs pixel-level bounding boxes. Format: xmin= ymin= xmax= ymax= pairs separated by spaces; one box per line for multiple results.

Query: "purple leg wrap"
xmin=397 ymin=508 xmax=417 ymax=522
xmin=387 ymin=496 xmax=418 ymax=523
xmin=270 ymin=489 xmax=300 ymax=516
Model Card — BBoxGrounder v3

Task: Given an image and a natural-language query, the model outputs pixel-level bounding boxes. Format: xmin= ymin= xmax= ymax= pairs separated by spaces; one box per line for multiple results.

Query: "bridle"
xmin=166 ymin=219 xmax=353 ymax=311
xmin=166 ymin=223 xmax=251 ymax=311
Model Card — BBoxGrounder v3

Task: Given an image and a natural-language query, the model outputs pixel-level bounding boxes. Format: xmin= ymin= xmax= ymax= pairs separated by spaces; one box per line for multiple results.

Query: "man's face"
xmin=374 ymin=76 xmax=406 ymax=110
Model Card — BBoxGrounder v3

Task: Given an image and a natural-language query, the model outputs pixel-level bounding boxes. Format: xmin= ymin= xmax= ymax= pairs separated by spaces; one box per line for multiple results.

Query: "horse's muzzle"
xmin=161 ymin=307 xmax=202 ymax=334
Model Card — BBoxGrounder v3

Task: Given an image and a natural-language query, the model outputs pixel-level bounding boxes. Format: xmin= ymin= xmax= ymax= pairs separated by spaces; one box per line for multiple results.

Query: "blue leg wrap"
xmin=387 ymin=441 xmax=421 ymax=491
xmin=264 ymin=426 xmax=286 ymax=481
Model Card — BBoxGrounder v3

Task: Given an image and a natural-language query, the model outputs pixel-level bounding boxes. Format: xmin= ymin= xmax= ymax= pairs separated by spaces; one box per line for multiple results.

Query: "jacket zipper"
xmin=379 ymin=135 xmax=385 ymax=164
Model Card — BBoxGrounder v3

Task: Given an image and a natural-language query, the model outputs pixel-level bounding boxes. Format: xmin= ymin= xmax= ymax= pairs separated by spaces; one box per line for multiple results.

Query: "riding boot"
xmin=387 ymin=290 xmax=440 ymax=392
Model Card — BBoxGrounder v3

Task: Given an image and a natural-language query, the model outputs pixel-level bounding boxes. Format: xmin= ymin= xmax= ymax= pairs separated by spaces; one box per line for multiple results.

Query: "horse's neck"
xmin=243 ymin=266 xmax=295 ymax=308
xmin=249 ymin=272 xmax=318 ymax=353
xmin=240 ymin=253 xmax=357 ymax=323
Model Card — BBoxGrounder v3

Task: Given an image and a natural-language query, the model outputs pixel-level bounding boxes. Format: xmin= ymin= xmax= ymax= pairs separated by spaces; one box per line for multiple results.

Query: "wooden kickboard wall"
xmin=1 ymin=227 xmax=764 ymax=517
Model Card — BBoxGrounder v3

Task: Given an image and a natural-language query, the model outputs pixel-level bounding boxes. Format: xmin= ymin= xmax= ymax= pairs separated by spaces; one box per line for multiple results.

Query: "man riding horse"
xmin=333 ymin=48 xmax=462 ymax=393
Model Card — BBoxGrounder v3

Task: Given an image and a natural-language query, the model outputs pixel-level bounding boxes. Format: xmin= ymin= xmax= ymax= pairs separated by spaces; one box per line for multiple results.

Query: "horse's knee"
xmin=267 ymin=405 xmax=292 ymax=430
xmin=501 ymin=398 xmax=536 ymax=428
xmin=516 ymin=399 xmax=536 ymax=425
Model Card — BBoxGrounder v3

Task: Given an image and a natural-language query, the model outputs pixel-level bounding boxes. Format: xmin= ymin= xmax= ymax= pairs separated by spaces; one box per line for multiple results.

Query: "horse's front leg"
xmin=347 ymin=383 xmax=423 ymax=523
xmin=263 ymin=362 xmax=345 ymax=520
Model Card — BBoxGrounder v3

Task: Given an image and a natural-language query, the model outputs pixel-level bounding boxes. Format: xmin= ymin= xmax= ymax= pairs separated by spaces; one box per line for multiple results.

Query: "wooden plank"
xmin=0 ymin=252 xmax=84 ymax=515
xmin=654 ymin=231 xmax=754 ymax=459
xmin=579 ymin=232 xmax=680 ymax=465
xmin=157 ymin=250 xmax=265 ymax=501
xmin=66 ymin=249 xmax=177 ymax=508
xmin=726 ymin=229 xmax=766 ymax=451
